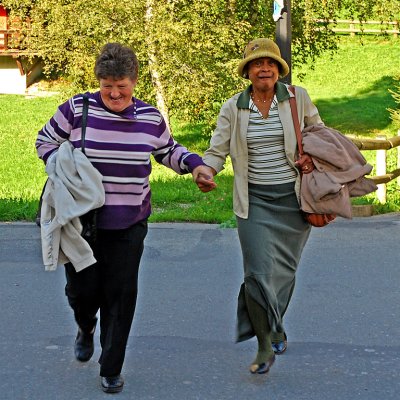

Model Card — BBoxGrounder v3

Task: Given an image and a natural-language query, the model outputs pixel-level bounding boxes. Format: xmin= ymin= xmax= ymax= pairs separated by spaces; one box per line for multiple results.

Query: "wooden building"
xmin=0 ymin=4 xmax=42 ymax=95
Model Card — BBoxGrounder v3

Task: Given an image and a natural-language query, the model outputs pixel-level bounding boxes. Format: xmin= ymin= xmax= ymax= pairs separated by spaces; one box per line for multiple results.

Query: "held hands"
xmin=192 ymin=165 xmax=217 ymax=193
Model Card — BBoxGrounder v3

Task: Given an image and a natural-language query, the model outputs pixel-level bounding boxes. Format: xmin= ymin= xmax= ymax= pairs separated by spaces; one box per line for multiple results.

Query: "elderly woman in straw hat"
xmin=194 ymin=38 xmax=324 ymax=374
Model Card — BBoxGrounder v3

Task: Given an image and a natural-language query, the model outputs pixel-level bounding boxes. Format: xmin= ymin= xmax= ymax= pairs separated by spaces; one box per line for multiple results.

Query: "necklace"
xmin=251 ymin=92 xmax=275 ymax=103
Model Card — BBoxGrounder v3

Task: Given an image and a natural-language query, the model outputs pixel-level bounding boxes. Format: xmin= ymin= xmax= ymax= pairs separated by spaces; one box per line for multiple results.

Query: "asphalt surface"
xmin=1 ymin=215 xmax=400 ymax=400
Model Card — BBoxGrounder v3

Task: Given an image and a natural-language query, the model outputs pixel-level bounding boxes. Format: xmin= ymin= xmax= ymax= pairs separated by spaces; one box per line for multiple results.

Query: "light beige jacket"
xmin=203 ymin=82 xmax=323 ymax=219
xmin=40 ymin=141 xmax=105 ymax=272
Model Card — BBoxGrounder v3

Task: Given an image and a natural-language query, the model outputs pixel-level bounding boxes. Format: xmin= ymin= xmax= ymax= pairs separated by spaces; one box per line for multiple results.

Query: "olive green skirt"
xmin=236 ymin=182 xmax=311 ymax=342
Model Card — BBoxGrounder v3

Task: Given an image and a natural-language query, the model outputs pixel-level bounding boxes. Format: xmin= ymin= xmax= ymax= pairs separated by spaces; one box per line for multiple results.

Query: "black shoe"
xmin=272 ymin=340 xmax=287 ymax=355
xmin=101 ymin=375 xmax=124 ymax=393
xmin=272 ymin=333 xmax=288 ymax=355
xmin=250 ymin=354 xmax=276 ymax=374
xmin=74 ymin=328 xmax=94 ymax=362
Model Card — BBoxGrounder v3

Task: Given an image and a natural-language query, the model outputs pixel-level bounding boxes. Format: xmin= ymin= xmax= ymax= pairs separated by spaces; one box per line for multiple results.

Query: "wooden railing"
xmin=316 ymin=19 xmax=399 ymax=37
xmin=349 ymin=132 xmax=400 ymax=203
xmin=0 ymin=28 xmax=20 ymax=51
xmin=0 ymin=28 xmax=35 ymax=57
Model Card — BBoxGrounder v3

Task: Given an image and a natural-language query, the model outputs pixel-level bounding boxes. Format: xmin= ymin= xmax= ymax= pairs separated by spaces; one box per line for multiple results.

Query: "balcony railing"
xmin=0 ymin=28 xmax=35 ymax=56
xmin=0 ymin=28 xmax=23 ymax=53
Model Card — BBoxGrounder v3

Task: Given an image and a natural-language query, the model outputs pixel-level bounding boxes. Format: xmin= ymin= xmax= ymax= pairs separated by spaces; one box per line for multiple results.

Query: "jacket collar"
xmin=236 ymin=81 xmax=290 ymax=109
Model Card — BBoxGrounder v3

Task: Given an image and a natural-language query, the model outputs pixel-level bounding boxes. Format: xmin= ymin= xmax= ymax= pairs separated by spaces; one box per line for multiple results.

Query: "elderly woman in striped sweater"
xmin=194 ymin=38 xmax=324 ymax=376
xmin=36 ymin=42 xmax=215 ymax=394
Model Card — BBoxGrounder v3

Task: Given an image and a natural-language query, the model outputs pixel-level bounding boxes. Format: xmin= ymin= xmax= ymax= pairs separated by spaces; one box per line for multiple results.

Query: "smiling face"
xmin=99 ymin=76 xmax=137 ymax=113
xmin=247 ymin=57 xmax=280 ymax=91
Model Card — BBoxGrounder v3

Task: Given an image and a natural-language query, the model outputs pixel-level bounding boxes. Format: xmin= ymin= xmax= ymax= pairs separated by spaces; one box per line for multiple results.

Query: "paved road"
xmin=1 ymin=216 xmax=399 ymax=400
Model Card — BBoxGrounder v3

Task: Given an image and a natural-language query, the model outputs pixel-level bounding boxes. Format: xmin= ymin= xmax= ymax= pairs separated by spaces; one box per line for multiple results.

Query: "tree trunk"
xmin=145 ymin=0 xmax=170 ymax=129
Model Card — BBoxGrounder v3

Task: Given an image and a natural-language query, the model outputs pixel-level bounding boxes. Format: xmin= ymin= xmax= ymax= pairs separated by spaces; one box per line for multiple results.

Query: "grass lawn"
xmin=1 ymin=36 xmax=399 ymax=223
xmin=294 ymin=37 xmax=400 ymax=137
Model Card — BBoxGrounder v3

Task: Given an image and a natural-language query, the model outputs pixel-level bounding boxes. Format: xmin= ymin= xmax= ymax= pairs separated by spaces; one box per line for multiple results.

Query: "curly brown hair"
xmin=94 ymin=43 xmax=139 ymax=81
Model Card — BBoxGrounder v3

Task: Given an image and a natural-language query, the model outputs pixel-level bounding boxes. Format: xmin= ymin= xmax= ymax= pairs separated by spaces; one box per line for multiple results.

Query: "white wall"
xmin=0 ymin=56 xmax=27 ymax=95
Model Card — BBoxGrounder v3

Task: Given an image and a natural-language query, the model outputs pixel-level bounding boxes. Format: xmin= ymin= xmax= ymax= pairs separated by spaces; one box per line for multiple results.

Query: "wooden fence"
xmin=349 ymin=132 xmax=400 ymax=204
xmin=316 ymin=19 xmax=399 ymax=37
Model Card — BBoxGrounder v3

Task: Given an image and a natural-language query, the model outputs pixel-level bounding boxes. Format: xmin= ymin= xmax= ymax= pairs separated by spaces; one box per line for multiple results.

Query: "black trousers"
xmin=64 ymin=220 xmax=148 ymax=377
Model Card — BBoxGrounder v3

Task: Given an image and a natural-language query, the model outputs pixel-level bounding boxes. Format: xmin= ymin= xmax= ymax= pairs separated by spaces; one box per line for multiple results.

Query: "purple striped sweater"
xmin=35 ymin=92 xmax=205 ymax=229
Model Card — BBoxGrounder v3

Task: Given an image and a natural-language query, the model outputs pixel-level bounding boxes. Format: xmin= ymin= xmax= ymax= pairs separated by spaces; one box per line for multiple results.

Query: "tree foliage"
xmin=340 ymin=0 xmax=400 ymax=22
xmin=2 ymin=0 xmax=399 ymax=129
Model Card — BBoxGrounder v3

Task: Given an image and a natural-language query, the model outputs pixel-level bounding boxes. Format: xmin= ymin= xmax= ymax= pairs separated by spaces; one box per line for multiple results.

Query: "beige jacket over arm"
xmin=203 ymin=82 xmax=323 ymax=219
xmin=299 ymin=124 xmax=377 ymax=218
xmin=40 ymin=140 xmax=105 ymax=272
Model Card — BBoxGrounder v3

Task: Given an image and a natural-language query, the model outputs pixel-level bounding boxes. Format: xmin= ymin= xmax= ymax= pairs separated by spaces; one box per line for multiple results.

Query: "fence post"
xmin=376 ymin=135 xmax=387 ymax=204
xmin=350 ymin=22 xmax=355 ymax=37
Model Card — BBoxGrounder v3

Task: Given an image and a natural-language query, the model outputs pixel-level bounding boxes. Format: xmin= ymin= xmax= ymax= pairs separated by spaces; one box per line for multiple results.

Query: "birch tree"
xmin=145 ymin=0 xmax=170 ymax=127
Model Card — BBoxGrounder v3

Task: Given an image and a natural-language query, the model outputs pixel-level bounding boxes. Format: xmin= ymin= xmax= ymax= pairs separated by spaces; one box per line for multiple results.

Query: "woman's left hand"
xmin=295 ymin=154 xmax=314 ymax=174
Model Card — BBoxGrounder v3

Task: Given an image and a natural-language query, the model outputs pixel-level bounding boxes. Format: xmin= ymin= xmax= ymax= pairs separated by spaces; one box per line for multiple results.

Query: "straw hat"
xmin=238 ymin=38 xmax=290 ymax=79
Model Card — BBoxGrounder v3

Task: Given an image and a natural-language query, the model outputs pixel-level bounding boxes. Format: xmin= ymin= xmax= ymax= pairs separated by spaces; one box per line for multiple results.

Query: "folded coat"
xmin=40 ymin=141 xmax=105 ymax=271
xmin=300 ymin=125 xmax=377 ymax=218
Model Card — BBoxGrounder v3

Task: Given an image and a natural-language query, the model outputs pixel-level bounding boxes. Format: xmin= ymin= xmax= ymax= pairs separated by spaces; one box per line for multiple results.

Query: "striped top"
xmin=35 ymin=92 xmax=204 ymax=229
xmin=247 ymin=97 xmax=297 ymax=185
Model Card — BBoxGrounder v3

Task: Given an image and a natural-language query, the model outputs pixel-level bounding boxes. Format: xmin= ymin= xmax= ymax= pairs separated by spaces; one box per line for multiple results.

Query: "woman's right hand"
xmin=192 ymin=165 xmax=217 ymax=193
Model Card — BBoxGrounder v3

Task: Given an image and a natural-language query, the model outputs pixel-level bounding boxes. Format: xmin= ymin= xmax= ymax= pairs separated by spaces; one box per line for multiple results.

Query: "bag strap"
xmin=81 ymin=94 xmax=89 ymax=154
xmin=288 ymin=86 xmax=304 ymax=156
